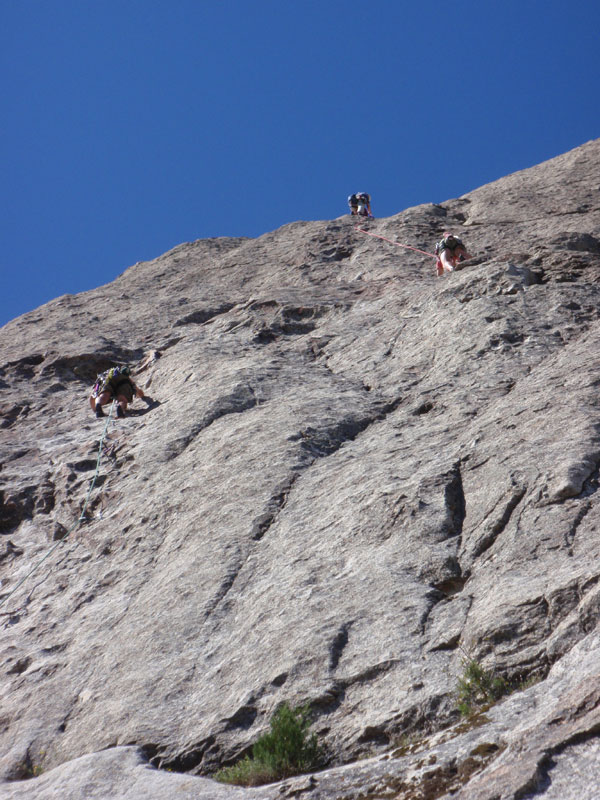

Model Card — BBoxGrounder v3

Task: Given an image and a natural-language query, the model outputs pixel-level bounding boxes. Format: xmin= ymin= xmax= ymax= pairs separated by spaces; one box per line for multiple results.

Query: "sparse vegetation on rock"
xmin=214 ymin=702 xmax=322 ymax=786
xmin=455 ymin=658 xmax=507 ymax=716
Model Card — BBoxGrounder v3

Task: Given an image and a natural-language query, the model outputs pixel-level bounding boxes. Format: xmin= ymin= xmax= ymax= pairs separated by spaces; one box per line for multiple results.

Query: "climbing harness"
xmin=355 ymin=226 xmax=439 ymax=262
xmin=0 ymin=400 xmax=116 ymax=616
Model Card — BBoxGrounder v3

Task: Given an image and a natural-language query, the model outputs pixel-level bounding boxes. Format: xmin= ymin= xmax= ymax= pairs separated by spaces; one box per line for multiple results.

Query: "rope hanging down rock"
xmin=354 ymin=226 xmax=438 ymax=261
xmin=0 ymin=400 xmax=116 ymax=616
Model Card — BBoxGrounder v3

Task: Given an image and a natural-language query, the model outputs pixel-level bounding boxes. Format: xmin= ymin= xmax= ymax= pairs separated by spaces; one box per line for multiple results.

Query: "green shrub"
xmin=215 ymin=702 xmax=322 ymax=786
xmin=456 ymin=658 xmax=507 ymax=716
xmin=213 ymin=755 xmax=280 ymax=787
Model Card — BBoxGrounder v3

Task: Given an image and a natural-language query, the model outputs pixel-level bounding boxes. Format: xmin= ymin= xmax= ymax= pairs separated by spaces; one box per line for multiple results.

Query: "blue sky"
xmin=1 ymin=0 xmax=598 ymax=326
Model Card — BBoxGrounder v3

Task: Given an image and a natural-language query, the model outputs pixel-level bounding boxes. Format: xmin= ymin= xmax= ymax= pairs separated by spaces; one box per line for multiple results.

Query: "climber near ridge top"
xmin=348 ymin=192 xmax=373 ymax=218
xmin=90 ymin=365 xmax=144 ymax=419
xmin=435 ymin=232 xmax=471 ymax=276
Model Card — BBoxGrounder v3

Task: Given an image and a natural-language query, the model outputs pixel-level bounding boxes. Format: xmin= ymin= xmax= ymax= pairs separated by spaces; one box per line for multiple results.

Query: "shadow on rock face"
xmin=127 ymin=397 xmax=161 ymax=416
xmin=549 ymin=232 xmax=600 ymax=253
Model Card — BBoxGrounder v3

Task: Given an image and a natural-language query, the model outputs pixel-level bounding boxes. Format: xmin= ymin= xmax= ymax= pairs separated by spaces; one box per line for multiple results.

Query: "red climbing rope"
xmin=355 ymin=226 xmax=438 ymax=260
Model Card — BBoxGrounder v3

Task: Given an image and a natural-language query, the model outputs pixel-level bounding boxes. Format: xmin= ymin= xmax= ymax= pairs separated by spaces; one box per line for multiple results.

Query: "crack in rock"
xmin=444 ymin=463 xmax=466 ymax=540
xmin=172 ymin=302 xmax=236 ymax=327
xmin=565 ymin=500 xmax=593 ymax=555
xmin=290 ymin=397 xmax=402 ymax=461
xmin=471 ymin=483 xmax=527 ymax=561
xmin=164 ymin=386 xmax=258 ymax=461
xmin=250 ymin=474 xmax=300 ymax=541
xmin=329 ymin=622 xmax=352 ymax=672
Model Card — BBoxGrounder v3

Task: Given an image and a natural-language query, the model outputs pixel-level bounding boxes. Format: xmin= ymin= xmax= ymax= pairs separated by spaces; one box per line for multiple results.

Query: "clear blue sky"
xmin=1 ymin=0 xmax=598 ymax=326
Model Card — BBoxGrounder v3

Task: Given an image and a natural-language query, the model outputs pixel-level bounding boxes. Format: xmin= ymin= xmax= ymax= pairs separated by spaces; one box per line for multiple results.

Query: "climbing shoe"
xmin=95 ymin=403 xmax=105 ymax=418
xmin=116 ymin=405 xmax=125 ymax=418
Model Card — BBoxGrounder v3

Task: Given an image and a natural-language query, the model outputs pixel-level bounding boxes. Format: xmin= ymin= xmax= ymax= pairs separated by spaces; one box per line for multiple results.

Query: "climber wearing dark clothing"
xmin=348 ymin=194 xmax=359 ymax=215
xmin=348 ymin=192 xmax=373 ymax=218
xmin=90 ymin=366 xmax=144 ymax=419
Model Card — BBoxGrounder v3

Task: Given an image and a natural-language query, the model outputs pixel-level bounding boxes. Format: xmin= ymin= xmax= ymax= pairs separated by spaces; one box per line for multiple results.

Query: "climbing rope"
xmin=355 ymin=226 xmax=439 ymax=261
xmin=0 ymin=400 xmax=116 ymax=616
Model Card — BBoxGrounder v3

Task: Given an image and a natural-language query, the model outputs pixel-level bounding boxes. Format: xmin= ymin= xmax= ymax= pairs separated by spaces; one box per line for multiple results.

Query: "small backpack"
xmin=436 ymin=235 xmax=462 ymax=255
xmin=91 ymin=365 xmax=130 ymax=397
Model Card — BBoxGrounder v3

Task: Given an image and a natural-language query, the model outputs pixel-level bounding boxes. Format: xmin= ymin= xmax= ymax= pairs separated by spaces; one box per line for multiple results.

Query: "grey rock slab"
xmin=0 ymin=746 xmax=267 ymax=799
xmin=1 ymin=139 xmax=600 ymax=799
xmin=8 ymin=628 xmax=598 ymax=799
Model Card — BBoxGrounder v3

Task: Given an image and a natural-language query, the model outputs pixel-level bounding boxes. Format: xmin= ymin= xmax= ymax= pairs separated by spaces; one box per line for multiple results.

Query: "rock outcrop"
xmin=1 ymin=139 xmax=600 ymax=799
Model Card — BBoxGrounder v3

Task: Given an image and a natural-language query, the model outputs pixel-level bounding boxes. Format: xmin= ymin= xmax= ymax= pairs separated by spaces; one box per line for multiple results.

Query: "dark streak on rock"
xmin=444 ymin=463 xmax=466 ymax=539
xmin=337 ymin=659 xmax=401 ymax=689
xmin=147 ymin=735 xmax=218 ymax=774
xmin=565 ymin=500 xmax=592 ymax=555
xmin=222 ymin=704 xmax=258 ymax=732
xmin=251 ymin=474 xmax=299 ymax=541
xmin=329 ymin=623 xmax=351 ymax=672
xmin=7 ymin=656 xmax=31 ymax=675
xmin=293 ymin=397 xmax=403 ymax=461
xmin=165 ymin=388 xmax=258 ymax=461
xmin=173 ymin=303 xmax=236 ymax=327
xmin=472 ymin=484 xmax=527 ymax=561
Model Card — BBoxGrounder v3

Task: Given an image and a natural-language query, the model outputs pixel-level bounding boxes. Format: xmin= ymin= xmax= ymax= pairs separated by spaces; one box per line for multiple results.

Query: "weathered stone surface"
xmin=1 ymin=139 xmax=600 ymax=798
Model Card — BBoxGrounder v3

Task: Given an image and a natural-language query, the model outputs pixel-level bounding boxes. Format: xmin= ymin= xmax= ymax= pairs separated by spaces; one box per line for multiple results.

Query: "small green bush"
xmin=215 ymin=702 xmax=321 ymax=787
xmin=456 ymin=658 xmax=507 ymax=716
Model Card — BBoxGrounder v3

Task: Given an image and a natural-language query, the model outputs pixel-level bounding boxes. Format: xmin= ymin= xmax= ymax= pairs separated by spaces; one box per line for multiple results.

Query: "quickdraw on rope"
xmin=355 ymin=226 xmax=439 ymax=264
xmin=0 ymin=400 xmax=116 ymax=616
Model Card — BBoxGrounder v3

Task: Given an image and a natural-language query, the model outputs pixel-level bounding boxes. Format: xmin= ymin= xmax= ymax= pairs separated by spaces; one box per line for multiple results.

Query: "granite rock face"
xmin=1 ymin=139 xmax=600 ymax=799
